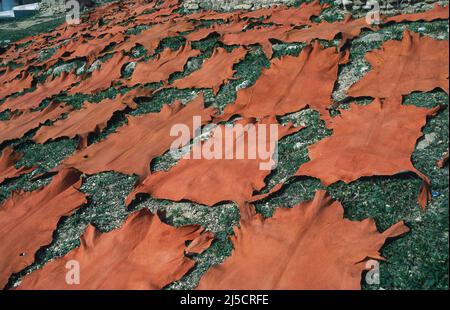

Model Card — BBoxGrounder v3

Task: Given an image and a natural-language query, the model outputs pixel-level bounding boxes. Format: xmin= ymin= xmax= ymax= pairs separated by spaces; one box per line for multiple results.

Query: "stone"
xmin=123 ymin=61 xmax=136 ymax=76
xmin=416 ymin=133 xmax=437 ymax=150
xmin=51 ymin=63 xmax=77 ymax=75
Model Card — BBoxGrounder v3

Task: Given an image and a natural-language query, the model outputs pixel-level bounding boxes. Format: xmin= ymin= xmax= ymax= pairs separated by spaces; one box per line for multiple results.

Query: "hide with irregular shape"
xmin=197 ymin=190 xmax=409 ymax=290
xmin=218 ymin=42 xmax=347 ymax=122
xmin=348 ymin=30 xmax=449 ymax=98
xmin=0 ymin=102 xmax=71 ymax=144
xmin=17 ymin=209 xmax=212 ymax=290
xmin=59 ymin=94 xmax=216 ymax=179
xmin=296 ymin=97 xmax=441 ymax=209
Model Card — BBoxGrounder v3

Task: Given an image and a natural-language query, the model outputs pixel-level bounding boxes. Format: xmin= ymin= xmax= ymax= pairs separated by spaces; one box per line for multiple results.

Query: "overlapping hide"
xmin=0 ymin=103 xmax=71 ymax=144
xmin=57 ymin=33 xmax=125 ymax=68
xmin=280 ymin=15 xmax=378 ymax=48
xmin=218 ymin=42 xmax=348 ymax=122
xmin=221 ymin=25 xmax=293 ymax=59
xmin=0 ymin=73 xmax=79 ymax=113
xmin=134 ymin=5 xmax=179 ymax=23
xmin=0 ymin=66 xmax=25 ymax=85
xmin=126 ymin=45 xmax=201 ymax=86
xmin=0 ymin=147 xmax=34 ymax=185
xmin=115 ymin=20 xmax=196 ymax=55
xmin=33 ymin=95 xmax=135 ymax=147
xmin=34 ymin=87 xmax=153 ymax=148
xmin=68 ymin=52 xmax=131 ymax=95
xmin=171 ymin=47 xmax=248 ymax=94
xmin=59 ymin=94 xmax=216 ymax=179
xmin=0 ymin=169 xmax=86 ymax=288
xmin=0 ymin=73 xmax=33 ymax=100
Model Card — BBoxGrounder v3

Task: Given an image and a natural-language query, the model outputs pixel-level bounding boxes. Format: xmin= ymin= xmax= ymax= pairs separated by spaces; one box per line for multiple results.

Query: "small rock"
xmin=360 ymin=66 xmax=369 ymax=73
xmin=185 ymin=2 xmax=199 ymax=10
xmin=132 ymin=47 xmax=145 ymax=58
xmin=186 ymin=58 xmax=203 ymax=71
xmin=236 ymin=80 xmax=252 ymax=91
xmin=416 ymin=133 xmax=437 ymax=150
xmin=52 ymin=63 xmax=77 ymax=75
xmin=359 ymin=33 xmax=384 ymax=42
xmin=234 ymin=4 xmax=253 ymax=10
xmin=88 ymin=60 xmax=102 ymax=72
xmin=76 ymin=63 xmax=87 ymax=75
